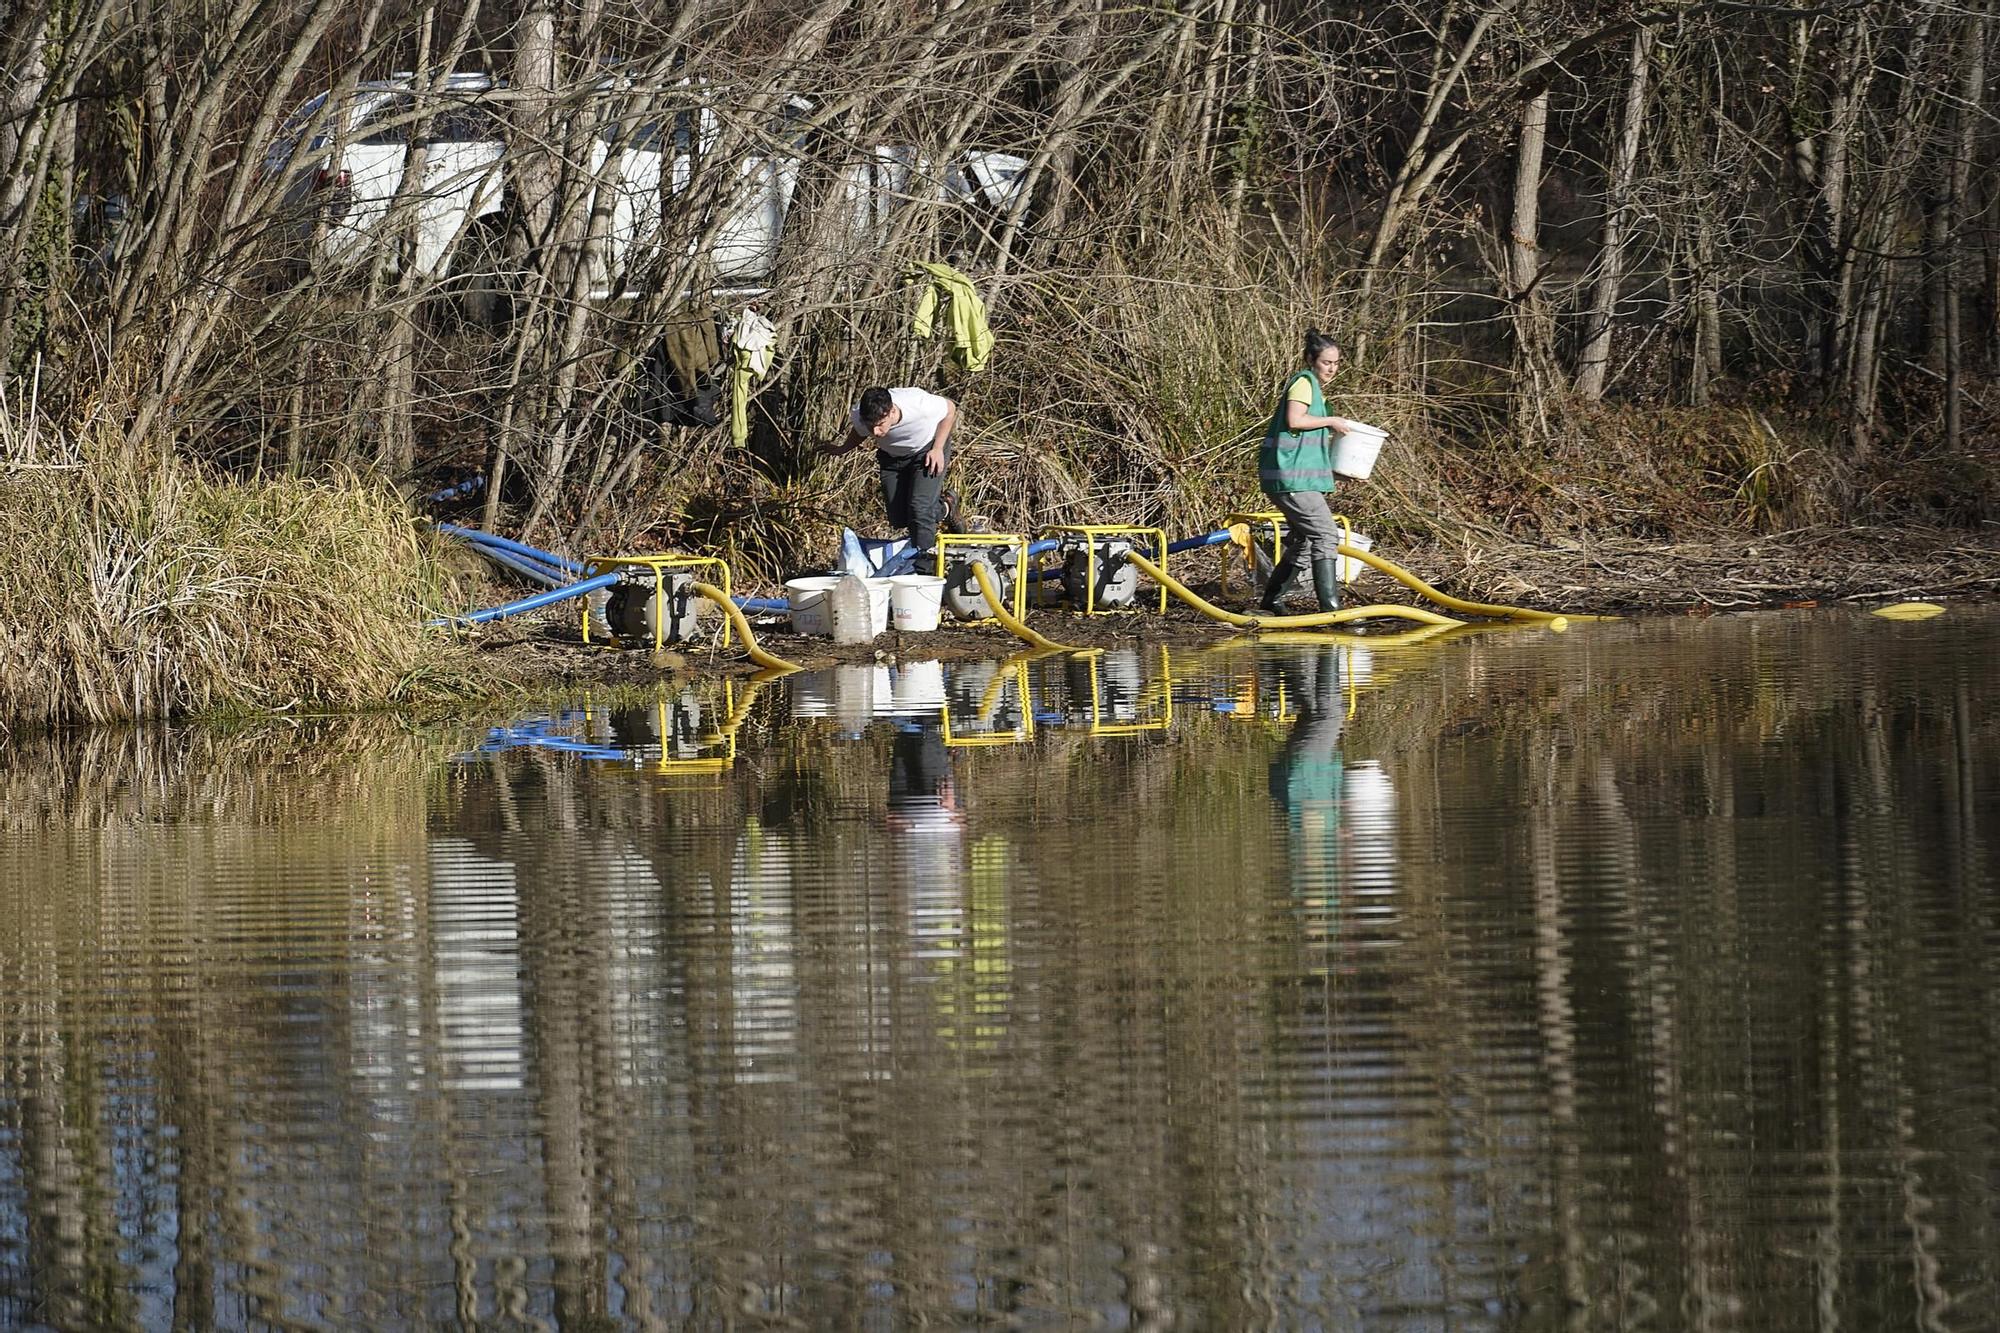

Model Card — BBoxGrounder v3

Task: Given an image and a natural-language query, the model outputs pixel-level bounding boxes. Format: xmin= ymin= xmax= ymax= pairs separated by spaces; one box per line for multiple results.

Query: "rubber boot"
xmin=1260 ymin=553 xmax=1299 ymax=612
xmin=1311 ymin=557 xmax=1342 ymax=613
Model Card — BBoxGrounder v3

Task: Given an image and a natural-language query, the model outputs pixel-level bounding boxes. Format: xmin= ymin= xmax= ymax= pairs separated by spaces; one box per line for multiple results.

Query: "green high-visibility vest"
xmin=1259 ymin=369 xmax=1340 ymax=495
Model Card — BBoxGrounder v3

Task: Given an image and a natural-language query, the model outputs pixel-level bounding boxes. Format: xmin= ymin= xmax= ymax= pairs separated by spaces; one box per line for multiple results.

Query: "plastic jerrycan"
xmin=829 ymin=574 xmax=877 ymax=644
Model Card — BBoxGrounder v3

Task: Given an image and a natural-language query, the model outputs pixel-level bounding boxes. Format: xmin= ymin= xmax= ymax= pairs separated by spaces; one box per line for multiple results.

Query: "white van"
xmin=266 ymin=74 xmax=1029 ymax=293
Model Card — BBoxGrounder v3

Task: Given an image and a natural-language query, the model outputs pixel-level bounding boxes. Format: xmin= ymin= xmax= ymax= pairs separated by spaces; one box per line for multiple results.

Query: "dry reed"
xmin=0 ymin=430 xmax=483 ymax=730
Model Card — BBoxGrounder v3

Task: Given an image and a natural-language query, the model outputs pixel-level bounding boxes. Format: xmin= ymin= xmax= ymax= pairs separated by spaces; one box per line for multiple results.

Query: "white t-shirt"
xmin=853 ymin=386 xmax=952 ymax=458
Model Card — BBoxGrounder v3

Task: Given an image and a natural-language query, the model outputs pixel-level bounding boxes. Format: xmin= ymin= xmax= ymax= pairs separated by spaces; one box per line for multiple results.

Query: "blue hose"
xmin=736 ymin=597 xmax=790 ymax=613
xmin=429 ymin=571 xmax=622 ymax=628
xmin=436 ymin=523 xmax=587 ymax=575
xmin=423 ymin=476 xmax=487 ymax=505
xmin=468 ymin=542 xmax=569 ymax=589
xmin=1023 ymin=530 xmax=1214 ymax=581
xmin=1168 ymin=528 xmax=1234 ymax=554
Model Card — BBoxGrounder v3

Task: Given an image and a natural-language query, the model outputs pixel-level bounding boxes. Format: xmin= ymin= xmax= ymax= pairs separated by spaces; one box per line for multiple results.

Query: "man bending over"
xmin=824 ymin=385 xmax=958 ymax=558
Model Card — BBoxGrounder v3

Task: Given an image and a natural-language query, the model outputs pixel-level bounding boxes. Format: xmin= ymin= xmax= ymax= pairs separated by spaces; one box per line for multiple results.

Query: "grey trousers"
xmin=1266 ymin=488 xmax=1344 ymax=562
xmin=878 ymin=446 xmax=946 ymax=552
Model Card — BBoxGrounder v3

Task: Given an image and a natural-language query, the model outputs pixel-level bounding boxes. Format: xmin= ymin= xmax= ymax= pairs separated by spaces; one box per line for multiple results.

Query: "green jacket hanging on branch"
xmin=908 ymin=261 xmax=994 ymax=373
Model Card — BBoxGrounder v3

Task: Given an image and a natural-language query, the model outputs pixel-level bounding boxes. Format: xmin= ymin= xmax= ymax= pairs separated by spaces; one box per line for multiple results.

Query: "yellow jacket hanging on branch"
xmin=907 ymin=261 xmax=994 ymax=373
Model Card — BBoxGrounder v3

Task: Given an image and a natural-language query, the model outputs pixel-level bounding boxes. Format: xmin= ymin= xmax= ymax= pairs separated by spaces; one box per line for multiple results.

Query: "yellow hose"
xmin=1328 ymin=543 xmax=1610 ymax=622
xmin=1122 ymin=552 xmax=1460 ymax=630
xmin=691 ymin=582 xmax=801 ymax=673
xmin=970 ymin=561 xmax=1085 ymax=652
xmin=1246 ymin=616 xmax=1568 ymax=651
xmin=975 ymin=649 xmax=1057 ymax=720
xmin=716 ymin=675 xmax=772 ymax=734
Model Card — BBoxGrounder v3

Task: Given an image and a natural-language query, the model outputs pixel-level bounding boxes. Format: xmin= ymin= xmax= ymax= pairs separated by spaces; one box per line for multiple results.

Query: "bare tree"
xmin=1575 ymin=27 xmax=1655 ymax=402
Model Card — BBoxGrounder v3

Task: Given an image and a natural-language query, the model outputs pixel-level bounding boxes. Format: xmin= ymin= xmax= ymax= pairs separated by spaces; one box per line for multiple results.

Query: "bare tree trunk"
xmin=1224 ymin=0 xmax=1271 ymax=232
xmin=1508 ymin=87 xmax=1553 ymax=438
xmin=1944 ymin=13 xmax=1986 ymax=457
xmin=376 ymin=8 xmax=442 ymax=475
xmin=122 ymin=0 xmax=352 ymax=445
xmin=1575 ymin=27 xmax=1653 ymax=401
xmin=1843 ymin=9 xmax=1939 ymax=463
xmin=489 ymin=1 xmax=560 ymax=531
xmin=1189 ymin=0 xmax=1239 ymax=187
xmin=508 ymin=3 xmax=561 ymax=262
xmin=1985 ymin=178 xmax=2000 ymax=373
xmin=1137 ymin=0 xmax=1203 ymax=241
xmin=0 ymin=3 xmax=53 ymax=225
xmin=1034 ymin=0 xmax=1107 ymax=247
xmin=1691 ymin=208 xmax=1723 ymax=406
xmin=1788 ymin=12 xmax=1870 ymax=383
xmin=0 ymin=0 xmax=115 ymax=368
xmin=988 ymin=10 xmax=1187 ymax=295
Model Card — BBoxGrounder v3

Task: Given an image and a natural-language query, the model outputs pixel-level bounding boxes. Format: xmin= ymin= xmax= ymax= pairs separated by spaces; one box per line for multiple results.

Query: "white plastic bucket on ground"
xmin=784 ymin=577 xmax=840 ymax=636
xmin=1332 ymin=422 xmax=1387 ymax=480
xmin=864 ymin=579 xmax=892 ymax=635
xmin=1336 ymin=530 xmax=1374 ymax=584
xmin=888 ymin=574 xmax=946 ymax=632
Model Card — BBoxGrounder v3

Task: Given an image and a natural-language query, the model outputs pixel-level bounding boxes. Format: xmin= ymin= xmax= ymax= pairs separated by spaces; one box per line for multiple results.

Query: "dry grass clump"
xmin=0 ymin=437 xmax=481 ymax=730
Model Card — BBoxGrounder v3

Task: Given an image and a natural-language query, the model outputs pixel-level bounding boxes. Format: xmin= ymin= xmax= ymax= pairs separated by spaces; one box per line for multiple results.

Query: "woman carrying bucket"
xmin=1258 ymin=329 xmax=1367 ymax=613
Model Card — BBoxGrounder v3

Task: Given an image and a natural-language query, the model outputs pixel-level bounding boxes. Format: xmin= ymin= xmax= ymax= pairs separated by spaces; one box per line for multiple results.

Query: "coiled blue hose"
xmin=467 ymin=542 xmax=569 ymax=589
xmin=436 ymin=523 xmax=587 ymax=575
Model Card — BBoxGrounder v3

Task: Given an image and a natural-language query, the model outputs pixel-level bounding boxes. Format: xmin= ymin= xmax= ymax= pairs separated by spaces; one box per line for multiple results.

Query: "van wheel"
xmin=453 ymin=217 xmax=520 ymax=329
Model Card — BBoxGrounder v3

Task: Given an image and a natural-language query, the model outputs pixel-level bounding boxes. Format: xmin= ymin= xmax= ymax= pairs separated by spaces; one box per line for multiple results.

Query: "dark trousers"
xmin=877 ymin=447 xmax=946 ymax=552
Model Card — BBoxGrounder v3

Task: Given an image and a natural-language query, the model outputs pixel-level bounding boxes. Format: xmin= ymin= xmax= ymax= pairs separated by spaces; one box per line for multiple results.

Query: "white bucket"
xmin=888 ymin=574 xmax=946 ymax=632
xmin=863 ymin=579 xmax=892 ymax=635
xmin=784 ymin=577 xmax=840 ymax=636
xmin=1336 ymin=531 xmax=1374 ymax=584
xmin=1332 ymin=422 xmax=1387 ymax=480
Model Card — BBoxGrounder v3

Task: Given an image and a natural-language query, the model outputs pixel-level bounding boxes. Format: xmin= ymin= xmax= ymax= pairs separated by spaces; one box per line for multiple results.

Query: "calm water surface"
xmin=2 ymin=609 xmax=1996 ymax=1330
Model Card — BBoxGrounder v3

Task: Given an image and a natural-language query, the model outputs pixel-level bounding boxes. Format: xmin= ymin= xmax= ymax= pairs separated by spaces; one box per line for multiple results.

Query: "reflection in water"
xmin=428 ymin=839 xmax=528 ymax=1092
xmin=2 ymin=611 xmax=1999 ymax=1327
xmin=1269 ymin=646 xmax=1350 ymax=958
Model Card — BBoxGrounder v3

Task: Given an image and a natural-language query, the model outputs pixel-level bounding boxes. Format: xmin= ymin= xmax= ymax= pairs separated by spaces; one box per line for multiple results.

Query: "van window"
xmin=597 ymin=118 xmax=664 ymax=151
xmin=357 ymin=96 xmax=414 ymax=145
xmin=431 ymin=103 xmax=505 ymax=143
xmin=265 ymin=93 xmax=330 ymax=171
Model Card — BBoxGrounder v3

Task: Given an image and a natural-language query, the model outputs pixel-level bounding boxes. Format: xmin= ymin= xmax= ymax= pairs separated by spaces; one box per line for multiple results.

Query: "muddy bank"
xmin=461 ymin=524 xmax=2000 ymax=687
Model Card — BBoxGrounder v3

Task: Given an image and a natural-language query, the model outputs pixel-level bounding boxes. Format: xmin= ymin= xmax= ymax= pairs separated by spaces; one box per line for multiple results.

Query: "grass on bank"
xmin=0 ymin=443 xmax=483 ymax=731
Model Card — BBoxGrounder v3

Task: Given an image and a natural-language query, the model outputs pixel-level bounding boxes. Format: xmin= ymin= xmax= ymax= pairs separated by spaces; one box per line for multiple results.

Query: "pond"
xmin=2 ymin=608 xmax=1996 ymax=1329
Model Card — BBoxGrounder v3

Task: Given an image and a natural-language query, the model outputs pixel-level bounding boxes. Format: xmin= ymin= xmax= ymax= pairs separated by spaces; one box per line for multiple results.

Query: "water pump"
xmin=604 ymin=570 xmax=707 ymax=644
xmin=1058 ymin=536 xmax=1143 ymax=611
xmin=940 ymin=544 xmax=1021 ymax=620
